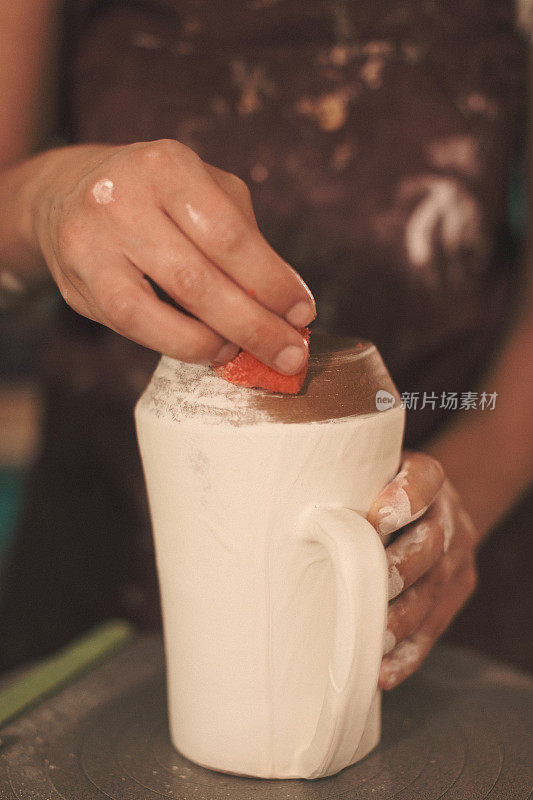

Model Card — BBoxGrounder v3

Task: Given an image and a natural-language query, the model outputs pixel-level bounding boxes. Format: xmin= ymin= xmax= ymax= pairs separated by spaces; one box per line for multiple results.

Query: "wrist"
xmin=6 ymin=144 xmax=110 ymax=283
xmin=0 ymin=148 xmax=66 ymax=284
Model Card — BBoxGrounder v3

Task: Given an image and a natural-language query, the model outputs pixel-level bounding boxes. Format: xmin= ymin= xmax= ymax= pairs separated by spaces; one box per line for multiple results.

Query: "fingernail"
xmin=378 ymin=502 xmax=428 ymax=537
xmin=387 ymin=565 xmax=404 ymax=600
xmin=383 ymin=629 xmax=396 ymax=655
xmin=377 ymin=506 xmax=401 ymax=537
xmin=275 ymin=345 xmax=307 ymax=374
xmin=212 ymin=342 xmax=240 ymax=366
xmin=381 ymin=670 xmax=398 ymax=691
xmin=285 ymin=300 xmax=316 ymax=328
xmin=376 ymin=486 xmax=412 ymax=536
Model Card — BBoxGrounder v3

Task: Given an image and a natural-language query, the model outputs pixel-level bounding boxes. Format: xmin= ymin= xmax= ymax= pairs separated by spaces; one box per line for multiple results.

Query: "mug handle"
xmin=294 ymin=506 xmax=388 ymax=779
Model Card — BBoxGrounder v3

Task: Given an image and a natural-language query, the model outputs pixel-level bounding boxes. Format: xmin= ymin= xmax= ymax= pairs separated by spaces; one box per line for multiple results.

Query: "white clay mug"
xmin=135 ymin=336 xmax=405 ymax=779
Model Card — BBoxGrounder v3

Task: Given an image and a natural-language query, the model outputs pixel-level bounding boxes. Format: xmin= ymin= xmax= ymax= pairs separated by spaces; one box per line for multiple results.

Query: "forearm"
xmin=427 ymin=310 xmax=533 ymax=539
xmin=0 ymin=155 xmax=49 ymax=286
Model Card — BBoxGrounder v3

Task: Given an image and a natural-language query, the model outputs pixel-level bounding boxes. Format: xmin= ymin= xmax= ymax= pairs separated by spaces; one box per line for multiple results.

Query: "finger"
xmin=154 ymin=142 xmax=316 ymax=326
xmin=54 ymin=268 xmax=99 ymax=321
xmin=385 ymin=520 xmax=444 ymax=600
xmin=439 ymin=480 xmax=479 ymax=549
xmin=368 ymin=452 xmax=445 ymax=539
xmin=88 ymin=257 xmax=233 ymax=362
xmin=385 ymin=506 xmax=450 ymax=601
xmin=379 ymin=558 xmax=477 ymax=690
xmin=205 ymin=164 xmax=257 ymax=225
xmin=385 ymin=546 xmax=458 ymax=649
xmin=57 ymin=281 xmax=100 ymax=324
xmin=124 ymin=211 xmax=310 ymax=374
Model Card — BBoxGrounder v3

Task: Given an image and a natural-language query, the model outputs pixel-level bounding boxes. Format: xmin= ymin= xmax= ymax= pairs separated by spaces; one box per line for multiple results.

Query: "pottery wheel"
xmin=0 ymin=635 xmax=531 ymax=799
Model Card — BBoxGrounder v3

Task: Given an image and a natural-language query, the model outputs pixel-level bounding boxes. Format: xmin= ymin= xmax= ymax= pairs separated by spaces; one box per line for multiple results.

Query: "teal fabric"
xmin=0 ymin=470 xmax=25 ymax=556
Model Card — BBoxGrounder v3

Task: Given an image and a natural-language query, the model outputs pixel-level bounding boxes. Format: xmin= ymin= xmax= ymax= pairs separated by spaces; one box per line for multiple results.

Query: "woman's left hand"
xmin=367 ymin=452 xmax=479 ymax=690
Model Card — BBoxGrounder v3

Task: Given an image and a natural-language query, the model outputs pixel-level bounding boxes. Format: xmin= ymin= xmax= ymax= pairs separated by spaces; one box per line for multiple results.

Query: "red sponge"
xmin=214 ymin=328 xmax=310 ymax=394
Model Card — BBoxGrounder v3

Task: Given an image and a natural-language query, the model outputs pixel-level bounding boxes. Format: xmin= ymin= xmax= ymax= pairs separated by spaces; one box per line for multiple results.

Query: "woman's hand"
xmin=367 ymin=452 xmax=479 ymax=690
xmin=32 ymin=139 xmax=315 ymax=370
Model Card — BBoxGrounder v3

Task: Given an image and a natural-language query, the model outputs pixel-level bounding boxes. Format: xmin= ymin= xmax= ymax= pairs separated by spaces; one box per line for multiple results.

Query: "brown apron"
xmin=0 ymin=0 xmax=529 ymax=671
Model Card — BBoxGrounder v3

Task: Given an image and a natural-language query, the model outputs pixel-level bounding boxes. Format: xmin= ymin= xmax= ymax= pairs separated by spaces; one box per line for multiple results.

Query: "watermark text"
xmin=399 ymin=391 xmax=498 ymax=411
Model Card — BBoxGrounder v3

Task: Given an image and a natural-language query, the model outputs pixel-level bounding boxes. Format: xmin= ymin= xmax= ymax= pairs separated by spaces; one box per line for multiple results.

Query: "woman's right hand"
xmin=33 ymin=139 xmax=315 ymax=371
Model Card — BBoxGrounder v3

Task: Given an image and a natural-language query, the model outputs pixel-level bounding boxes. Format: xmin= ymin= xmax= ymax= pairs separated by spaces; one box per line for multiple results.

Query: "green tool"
xmin=0 ymin=618 xmax=135 ymax=728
